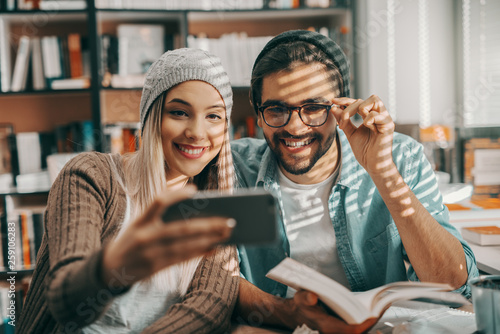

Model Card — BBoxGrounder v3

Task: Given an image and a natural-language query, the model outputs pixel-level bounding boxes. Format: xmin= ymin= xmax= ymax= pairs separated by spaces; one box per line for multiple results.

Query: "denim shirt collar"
xmin=255 ymin=129 xmax=365 ymax=191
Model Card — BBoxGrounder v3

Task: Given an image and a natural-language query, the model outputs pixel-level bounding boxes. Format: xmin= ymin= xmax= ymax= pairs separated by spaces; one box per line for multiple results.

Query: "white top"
xmin=82 ymin=195 xmax=198 ymax=333
xmin=278 ymin=167 xmax=350 ymax=297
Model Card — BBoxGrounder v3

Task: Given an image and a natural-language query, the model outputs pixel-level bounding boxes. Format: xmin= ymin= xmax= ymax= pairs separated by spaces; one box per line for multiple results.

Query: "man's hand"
xmin=332 ymin=95 xmax=395 ymax=176
xmin=288 ymin=290 xmax=377 ymax=334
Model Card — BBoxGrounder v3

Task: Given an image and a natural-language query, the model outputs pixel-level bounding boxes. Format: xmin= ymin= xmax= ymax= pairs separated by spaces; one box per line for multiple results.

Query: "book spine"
xmin=6 ymin=133 xmax=19 ymax=186
xmin=31 ymin=36 xmax=46 ymax=91
xmin=0 ymin=18 xmax=12 ymax=92
xmin=10 ymin=36 xmax=31 ymax=92
xmin=0 ymin=211 xmax=9 ymax=271
xmin=32 ymin=211 xmax=44 ymax=261
xmin=59 ymin=36 xmax=70 ymax=79
xmin=67 ymin=33 xmax=83 ymax=78
xmin=14 ymin=215 xmax=22 ymax=270
xmin=20 ymin=212 xmax=31 ymax=268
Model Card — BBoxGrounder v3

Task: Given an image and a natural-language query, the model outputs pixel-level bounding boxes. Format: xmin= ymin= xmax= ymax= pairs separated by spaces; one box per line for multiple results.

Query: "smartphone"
xmin=161 ymin=188 xmax=278 ymax=245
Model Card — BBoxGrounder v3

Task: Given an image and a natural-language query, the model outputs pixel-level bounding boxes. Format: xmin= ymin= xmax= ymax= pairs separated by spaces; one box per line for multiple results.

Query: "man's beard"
xmin=264 ymin=129 xmax=335 ymax=175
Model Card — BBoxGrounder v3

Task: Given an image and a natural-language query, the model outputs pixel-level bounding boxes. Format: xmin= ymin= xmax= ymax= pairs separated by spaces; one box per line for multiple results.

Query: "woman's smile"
xmin=175 ymin=143 xmax=208 ymax=159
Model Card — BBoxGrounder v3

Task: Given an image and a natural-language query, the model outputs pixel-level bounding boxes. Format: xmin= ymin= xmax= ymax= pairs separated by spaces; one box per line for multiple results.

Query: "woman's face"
xmin=161 ymin=80 xmax=226 ymax=181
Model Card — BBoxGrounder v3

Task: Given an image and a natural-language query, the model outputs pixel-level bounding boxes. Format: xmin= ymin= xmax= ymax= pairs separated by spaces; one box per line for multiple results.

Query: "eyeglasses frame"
xmin=257 ymin=103 xmax=335 ymax=128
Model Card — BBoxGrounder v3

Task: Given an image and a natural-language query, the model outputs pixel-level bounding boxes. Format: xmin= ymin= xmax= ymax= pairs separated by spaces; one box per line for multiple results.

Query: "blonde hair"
xmin=120 ymin=91 xmax=235 ymax=295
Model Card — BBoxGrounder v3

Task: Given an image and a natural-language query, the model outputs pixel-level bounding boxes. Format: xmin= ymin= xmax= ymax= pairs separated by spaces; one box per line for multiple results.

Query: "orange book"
xmin=67 ymin=33 xmax=83 ymax=78
xmin=20 ymin=212 xmax=31 ymax=268
xmin=122 ymin=128 xmax=137 ymax=153
xmin=462 ymin=226 xmax=500 ymax=246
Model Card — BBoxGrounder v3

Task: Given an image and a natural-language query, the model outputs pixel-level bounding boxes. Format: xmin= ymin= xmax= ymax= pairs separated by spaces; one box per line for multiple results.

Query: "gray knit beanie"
xmin=140 ymin=48 xmax=233 ymax=132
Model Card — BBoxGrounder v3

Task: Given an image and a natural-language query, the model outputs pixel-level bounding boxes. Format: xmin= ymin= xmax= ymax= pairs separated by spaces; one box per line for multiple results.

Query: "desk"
xmin=468 ymin=243 xmax=500 ymax=275
xmin=368 ymin=301 xmax=476 ymax=334
xmin=231 ymin=301 xmax=476 ymax=334
xmin=450 ymin=210 xmax=500 ymax=275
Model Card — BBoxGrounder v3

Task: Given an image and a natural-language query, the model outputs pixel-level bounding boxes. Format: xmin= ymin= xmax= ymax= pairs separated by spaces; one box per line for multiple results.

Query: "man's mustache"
xmin=273 ymin=132 xmax=322 ymax=141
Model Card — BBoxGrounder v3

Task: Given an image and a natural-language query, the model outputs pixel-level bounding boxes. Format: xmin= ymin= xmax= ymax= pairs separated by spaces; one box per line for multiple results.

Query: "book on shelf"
xmin=100 ymin=34 xmax=117 ymax=86
xmin=15 ymin=132 xmax=43 ymax=175
xmin=0 ymin=18 xmax=12 ymax=93
xmin=304 ymin=0 xmax=332 ymax=8
xmin=7 ymin=123 xmax=93 ymax=189
xmin=0 ymin=174 xmax=13 ymax=193
xmin=1 ymin=208 xmax=45 ymax=271
xmin=50 ymin=77 xmax=90 ymax=90
xmin=187 ymin=33 xmax=273 ymax=87
xmin=46 ymin=153 xmax=78 ymax=184
xmin=268 ymin=0 xmax=300 ymax=8
xmin=15 ymin=171 xmax=51 ymax=192
xmin=67 ymin=33 xmax=83 ymax=78
xmin=464 ymin=137 xmax=500 ymax=200
xmin=94 ymin=0 xmax=264 ymax=10
xmin=0 ymin=124 xmax=14 ymax=176
xmin=10 ymin=36 xmax=31 ymax=92
xmin=266 ymin=258 xmax=469 ymax=325
xmin=461 ymin=225 xmax=500 ymax=246
xmin=110 ymin=74 xmax=145 ymax=89
xmin=13 ymin=0 xmax=85 ymax=10
xmin=31 ymin=36 xmax=47 ymax=91
xmin=38 ymin=0 xmax=87 ymax=10
xmin=104 ymin=125 xmax=140 ymax=155
xmin=55 ymin=120 xmax=94 ymax=153
xmin=117 ymin=24 xmax=165 ymax=76
xmin=41 ymin=36 xmax=64 ymax=85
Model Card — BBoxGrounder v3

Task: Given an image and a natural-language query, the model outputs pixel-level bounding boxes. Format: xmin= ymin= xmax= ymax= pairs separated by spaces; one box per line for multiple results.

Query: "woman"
xmin=17 ymin=48 xmax=239 ymax=333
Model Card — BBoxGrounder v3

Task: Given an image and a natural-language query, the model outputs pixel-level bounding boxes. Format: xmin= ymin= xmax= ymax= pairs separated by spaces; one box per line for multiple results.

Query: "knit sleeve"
xmin=44 ymin=152 xmax=128 ymax=329
xmin=141 ymin=245 xmax=240 ymax=334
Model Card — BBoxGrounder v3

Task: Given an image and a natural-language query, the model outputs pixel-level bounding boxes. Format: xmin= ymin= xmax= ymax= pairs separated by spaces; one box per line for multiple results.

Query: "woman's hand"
xmin=101 ymin=185 xmax=235 ymax=288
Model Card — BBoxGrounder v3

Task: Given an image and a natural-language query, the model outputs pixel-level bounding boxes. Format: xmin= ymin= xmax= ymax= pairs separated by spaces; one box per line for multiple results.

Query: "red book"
xmin=67 ymin=33 xmax=83 ymax=78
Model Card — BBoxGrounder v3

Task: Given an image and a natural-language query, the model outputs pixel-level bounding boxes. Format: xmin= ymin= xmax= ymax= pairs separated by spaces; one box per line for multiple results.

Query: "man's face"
xmin=258 ymin=63 xmax=339 ymax=177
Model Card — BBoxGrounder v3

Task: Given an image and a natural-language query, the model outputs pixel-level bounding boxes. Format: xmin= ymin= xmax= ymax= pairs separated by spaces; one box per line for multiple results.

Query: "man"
xmin=231 ymin=30 xmax=478 ymax=332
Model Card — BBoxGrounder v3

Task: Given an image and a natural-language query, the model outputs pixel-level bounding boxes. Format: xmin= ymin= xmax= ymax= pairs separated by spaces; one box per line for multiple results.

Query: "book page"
xmin=369 ymin=300 xmax=476 ymax=334
xmin=355 ymin=281 xmax=452 ymax=312
xmin=266 ymin=258 xmax=369 ymax=324
xmin=370 ymin=288 xmax=468 ymax=317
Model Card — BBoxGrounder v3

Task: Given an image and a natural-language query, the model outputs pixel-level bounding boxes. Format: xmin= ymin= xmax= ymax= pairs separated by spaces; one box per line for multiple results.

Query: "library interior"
xmin=0 ymin=0 xmax=499 ymax=333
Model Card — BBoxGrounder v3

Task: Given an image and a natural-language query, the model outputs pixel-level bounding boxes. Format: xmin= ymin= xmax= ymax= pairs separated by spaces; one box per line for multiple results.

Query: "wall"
xmin=354 ymin=0 xmax=457 ymax=125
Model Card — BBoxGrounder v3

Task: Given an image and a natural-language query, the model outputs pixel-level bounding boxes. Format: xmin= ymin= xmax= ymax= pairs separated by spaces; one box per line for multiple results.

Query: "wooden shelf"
xmin=187 ymin=7 xmax=348 ymax=21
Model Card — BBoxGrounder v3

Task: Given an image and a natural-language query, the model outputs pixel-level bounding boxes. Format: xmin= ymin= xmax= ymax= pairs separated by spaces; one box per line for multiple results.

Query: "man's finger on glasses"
xmin=332 ymin=100 xmax=363 ymax=126
xmin=331 ymin=97 xmax=358 ymax=106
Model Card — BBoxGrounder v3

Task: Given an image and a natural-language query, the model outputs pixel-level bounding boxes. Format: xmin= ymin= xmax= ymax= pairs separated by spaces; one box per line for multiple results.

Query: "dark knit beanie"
xmin=140 ymin=48 xmax=233 ymax=132
xmin=252 ymin=30 xmax=350 ymax=104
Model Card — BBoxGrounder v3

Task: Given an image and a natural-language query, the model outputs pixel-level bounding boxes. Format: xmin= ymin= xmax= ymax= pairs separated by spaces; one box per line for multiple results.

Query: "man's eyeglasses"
xmin=258 ymin=103 xmax=334 ymax=128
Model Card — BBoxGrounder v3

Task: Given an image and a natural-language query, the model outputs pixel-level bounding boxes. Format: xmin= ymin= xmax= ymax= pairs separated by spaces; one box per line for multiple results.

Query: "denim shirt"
xmin=231 ymin=130 xmax=478 ymax=299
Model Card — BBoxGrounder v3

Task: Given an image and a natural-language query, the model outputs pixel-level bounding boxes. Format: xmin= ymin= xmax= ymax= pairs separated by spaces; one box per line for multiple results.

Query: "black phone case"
xmin=162 ymin=189 xmax=278 ymax=245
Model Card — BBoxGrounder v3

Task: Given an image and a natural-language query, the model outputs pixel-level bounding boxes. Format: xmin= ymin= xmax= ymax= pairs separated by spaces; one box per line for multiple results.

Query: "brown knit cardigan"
xmin=17 ymin=152 xmax=239 ymax=333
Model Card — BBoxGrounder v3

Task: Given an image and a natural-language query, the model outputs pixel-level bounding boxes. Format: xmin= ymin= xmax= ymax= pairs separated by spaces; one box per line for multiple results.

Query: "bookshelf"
xmin=0 ymin=0 xmax=354 ymax=255
xmin=0 ymin=188 xmax=48 ymax=274
xmin=0 ymin=0 xmax=354 ymax=235
xmin=0 ymin=1 xmax=354 ymax=146
xmin=0 ymin=1 xmax=354 ymax=325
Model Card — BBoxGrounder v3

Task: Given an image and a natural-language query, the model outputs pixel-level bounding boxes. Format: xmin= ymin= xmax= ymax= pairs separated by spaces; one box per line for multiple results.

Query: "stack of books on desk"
xmin=447 ymin=199 xmax=500 ymax=224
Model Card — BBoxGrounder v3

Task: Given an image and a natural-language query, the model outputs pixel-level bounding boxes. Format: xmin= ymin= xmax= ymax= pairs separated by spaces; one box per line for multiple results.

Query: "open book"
xmin=266 ymin=258 xmax=470 ymax=325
